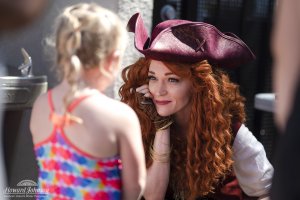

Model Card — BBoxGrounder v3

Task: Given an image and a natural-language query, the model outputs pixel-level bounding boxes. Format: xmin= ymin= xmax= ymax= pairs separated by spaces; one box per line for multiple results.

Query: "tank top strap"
xmin=48 ymin=90 xmax=95 ymax=127
xmin=66 ymin=95 xmax=93 ymax=113
xmin=47 ymin=90 xmax=55 ymax=114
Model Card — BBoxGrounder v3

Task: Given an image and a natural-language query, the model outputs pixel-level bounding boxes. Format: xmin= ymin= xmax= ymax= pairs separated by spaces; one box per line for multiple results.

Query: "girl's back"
xmin=31 ymin=86 xmax=134 ymax=199
xmin=31 ymin=85 xmax=145 ymax=199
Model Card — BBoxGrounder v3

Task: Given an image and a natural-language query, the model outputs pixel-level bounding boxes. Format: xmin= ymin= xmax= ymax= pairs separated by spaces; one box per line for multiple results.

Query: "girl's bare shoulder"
xmin=78 ymin=95 xmax=139 ymax=138
xmin=86 ymin=94 xmax=136 ymax=115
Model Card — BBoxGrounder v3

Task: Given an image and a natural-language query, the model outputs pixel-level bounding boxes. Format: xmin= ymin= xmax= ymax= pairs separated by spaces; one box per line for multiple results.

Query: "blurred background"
xmin=0 ymin=0 xmax=276 ymax=199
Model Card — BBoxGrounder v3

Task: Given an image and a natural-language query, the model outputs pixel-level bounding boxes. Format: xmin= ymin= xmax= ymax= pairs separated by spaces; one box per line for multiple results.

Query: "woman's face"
xmin=148 ymin=60 xmax=192 ymax=117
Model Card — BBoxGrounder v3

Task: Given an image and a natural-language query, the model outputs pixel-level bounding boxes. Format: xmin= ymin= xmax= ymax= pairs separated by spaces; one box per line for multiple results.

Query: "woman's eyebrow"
xmin=165 ymin=72 xmax=174 ymax=76
xmin=148 ymin=71 xmax=175 ymax=76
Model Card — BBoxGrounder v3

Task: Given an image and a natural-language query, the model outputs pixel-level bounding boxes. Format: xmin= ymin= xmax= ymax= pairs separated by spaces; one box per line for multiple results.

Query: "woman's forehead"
xmin=149 ymin=60 xmax=172 ymax=73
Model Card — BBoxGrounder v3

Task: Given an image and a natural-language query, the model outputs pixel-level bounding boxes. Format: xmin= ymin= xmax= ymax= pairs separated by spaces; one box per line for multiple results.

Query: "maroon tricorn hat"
xmin=127 ymin=13 xmax=255 ymax=68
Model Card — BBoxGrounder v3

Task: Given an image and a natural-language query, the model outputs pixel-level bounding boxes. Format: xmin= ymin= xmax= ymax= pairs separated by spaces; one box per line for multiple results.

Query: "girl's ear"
xmin=103 ymin=50 xmax=122 ymax=73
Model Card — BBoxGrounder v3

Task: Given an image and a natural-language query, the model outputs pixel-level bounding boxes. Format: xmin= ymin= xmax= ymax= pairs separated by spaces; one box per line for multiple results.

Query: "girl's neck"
xmin=59 ymin=79 xmax=100 ymax=96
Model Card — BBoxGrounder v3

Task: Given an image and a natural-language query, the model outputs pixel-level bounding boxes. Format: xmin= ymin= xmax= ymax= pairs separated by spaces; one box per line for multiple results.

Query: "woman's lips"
xmin=155 ymin=100 xmax=171 ymax=105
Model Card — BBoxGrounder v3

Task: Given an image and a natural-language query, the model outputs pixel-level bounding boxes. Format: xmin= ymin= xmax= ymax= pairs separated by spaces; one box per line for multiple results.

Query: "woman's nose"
xmin=155 ymin=82 xmax=167 ymax=96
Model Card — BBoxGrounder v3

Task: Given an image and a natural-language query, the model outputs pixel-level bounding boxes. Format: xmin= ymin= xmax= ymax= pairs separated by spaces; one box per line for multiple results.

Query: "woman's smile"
xmin=154 ymin=100 xmax=172 ymax=105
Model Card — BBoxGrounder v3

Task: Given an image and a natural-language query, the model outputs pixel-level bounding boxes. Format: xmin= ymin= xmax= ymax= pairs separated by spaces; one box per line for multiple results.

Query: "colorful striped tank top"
xmin=34 ymin=91 xmax=122 ymax=200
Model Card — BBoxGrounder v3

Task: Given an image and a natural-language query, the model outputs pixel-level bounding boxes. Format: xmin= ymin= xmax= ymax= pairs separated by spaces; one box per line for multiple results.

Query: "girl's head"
xmin=54 ymin=3 xmax=127 ymax=92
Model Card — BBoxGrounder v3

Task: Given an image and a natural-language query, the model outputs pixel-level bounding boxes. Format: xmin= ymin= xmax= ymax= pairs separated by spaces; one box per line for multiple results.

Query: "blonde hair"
xmin=54 ymin=3 xmax=127 ymax=108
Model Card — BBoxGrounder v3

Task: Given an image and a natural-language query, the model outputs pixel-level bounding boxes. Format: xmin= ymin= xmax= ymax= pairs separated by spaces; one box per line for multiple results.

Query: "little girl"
xmin=30 ymin=3 xmax=146 ymax=199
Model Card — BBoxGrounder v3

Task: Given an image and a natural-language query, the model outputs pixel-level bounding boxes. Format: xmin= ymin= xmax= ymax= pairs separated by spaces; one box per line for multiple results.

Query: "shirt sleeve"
xmin=232 ymin=124 xmax=274 ymax=197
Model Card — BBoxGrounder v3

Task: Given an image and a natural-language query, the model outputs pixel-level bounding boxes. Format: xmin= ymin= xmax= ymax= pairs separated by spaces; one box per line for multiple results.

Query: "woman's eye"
xmin=169 ymin=78 xmax=179 ymax=83
xmin=147 ymin=75 xmax=156 ymax=81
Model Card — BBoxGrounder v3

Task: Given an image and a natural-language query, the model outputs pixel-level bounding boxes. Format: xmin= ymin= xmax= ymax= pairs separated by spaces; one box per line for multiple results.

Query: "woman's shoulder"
xmin=232 ymin=124 xmax=263 ymax=154
xmin=232 ymin=124 xmax=251 ymax=143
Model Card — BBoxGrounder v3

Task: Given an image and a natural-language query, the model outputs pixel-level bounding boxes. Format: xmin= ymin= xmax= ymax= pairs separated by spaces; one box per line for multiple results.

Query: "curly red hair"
xmin=119 ymin=57 xmax=246 ymax=199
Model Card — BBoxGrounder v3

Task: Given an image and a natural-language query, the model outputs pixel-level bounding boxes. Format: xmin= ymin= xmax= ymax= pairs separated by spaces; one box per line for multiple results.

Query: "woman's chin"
xmin=157 ymin=111 xmax=172 ymax=117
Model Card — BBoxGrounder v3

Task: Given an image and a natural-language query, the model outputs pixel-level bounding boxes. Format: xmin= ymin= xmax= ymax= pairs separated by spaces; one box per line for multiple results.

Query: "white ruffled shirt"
xmin=232 ymin=124 xmax=274 ymax=197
